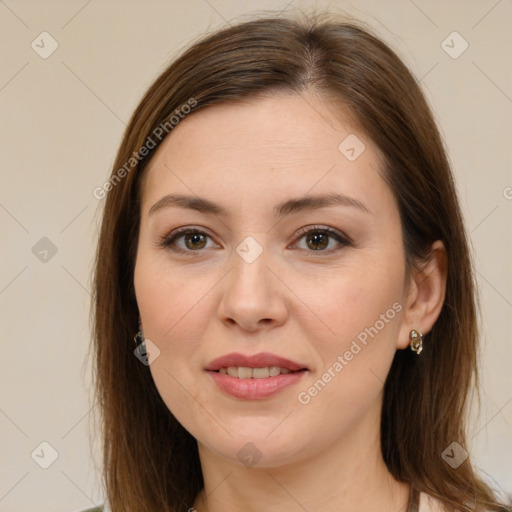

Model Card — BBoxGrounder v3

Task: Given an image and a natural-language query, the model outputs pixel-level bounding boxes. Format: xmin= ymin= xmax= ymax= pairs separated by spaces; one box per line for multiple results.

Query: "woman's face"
xmin=134 ymin=92 xmax=413 ymax=467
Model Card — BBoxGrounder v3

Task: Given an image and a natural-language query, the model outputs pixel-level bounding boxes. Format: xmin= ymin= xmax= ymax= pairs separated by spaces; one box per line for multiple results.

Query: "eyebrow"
xmin=148 ymin=192 xmax=370 ymax=217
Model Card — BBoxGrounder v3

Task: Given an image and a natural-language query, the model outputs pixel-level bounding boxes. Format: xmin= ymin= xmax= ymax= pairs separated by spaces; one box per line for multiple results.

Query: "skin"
xmin=133 ymin=91 xmax=447 ymax=512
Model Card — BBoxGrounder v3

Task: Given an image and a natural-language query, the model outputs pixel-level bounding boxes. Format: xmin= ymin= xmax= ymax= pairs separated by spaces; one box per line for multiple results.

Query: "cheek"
xmin=134 ymin=258 xmax=210 ymax=416
xmin=302 ymin=255 xmax=405 ymax=355
xmin=134 ymin=250 xmax=214 ymax=346
xmin=292 ymin=266 xmax=404 ymax=435
xmin=134 ymin=251 xmax=225 ymax=411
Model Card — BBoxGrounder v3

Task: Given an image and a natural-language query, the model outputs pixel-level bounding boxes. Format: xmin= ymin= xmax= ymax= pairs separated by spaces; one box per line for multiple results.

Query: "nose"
xmin=217 ymin=244 xmax=288 ymax=333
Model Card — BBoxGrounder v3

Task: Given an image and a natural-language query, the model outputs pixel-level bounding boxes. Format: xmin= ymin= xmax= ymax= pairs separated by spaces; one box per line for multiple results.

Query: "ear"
xmin=396 ymin=240 xmax=447 ymax=350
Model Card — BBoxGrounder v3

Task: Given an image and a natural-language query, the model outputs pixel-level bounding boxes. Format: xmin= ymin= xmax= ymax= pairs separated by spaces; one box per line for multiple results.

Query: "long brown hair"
xmin=92 ymin=12 xmax=510 ymax=512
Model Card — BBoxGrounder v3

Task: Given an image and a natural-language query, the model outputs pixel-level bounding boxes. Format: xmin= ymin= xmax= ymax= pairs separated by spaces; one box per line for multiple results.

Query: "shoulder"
xmin=75 ymin=507 xmax=103 ymax=512
xmin=419 ymin=491 xmax=446 ymax=512
xmin=419 ymin=492 xmax=498 ymax=512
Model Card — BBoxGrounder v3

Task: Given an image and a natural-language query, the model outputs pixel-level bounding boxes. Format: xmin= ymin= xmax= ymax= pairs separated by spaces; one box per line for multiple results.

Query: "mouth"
xmin=205 ymin=351 xmax=308 ymax=374
xmin=214 ymin=366 xmax=301 ymax=378
xmin=205 ymin=352 xmax=309 ymax=399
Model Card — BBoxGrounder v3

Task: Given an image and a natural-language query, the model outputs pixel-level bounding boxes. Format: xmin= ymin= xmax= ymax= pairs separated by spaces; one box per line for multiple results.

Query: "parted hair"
xmin=92 ymin=12 xmax=510 ymax=512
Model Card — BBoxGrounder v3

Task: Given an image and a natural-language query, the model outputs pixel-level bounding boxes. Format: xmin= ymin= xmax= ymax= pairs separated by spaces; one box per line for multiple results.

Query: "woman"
xmin=90 ymin=12 xmax=510 ymax=512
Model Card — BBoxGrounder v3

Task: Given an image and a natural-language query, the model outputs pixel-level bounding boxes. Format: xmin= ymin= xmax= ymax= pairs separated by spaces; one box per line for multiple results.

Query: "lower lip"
xmin=207 ymin=370 xmax=307 ymax=399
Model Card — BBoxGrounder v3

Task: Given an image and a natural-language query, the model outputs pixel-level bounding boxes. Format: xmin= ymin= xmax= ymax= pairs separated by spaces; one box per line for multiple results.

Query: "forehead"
xmin=141 ymin=92 xmax=390 ymax=215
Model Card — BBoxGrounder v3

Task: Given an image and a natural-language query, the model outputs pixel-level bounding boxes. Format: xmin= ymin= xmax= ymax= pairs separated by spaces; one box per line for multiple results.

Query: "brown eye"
xmin=183 ymin=232 xmax=207 ymax=250
xmin=159 ymin=228 xmax=216 ymax=254
xmin=293 ymin=226 xmax=351 ymax=254
xmin=305 ymin=232 xmax=329 ymax=251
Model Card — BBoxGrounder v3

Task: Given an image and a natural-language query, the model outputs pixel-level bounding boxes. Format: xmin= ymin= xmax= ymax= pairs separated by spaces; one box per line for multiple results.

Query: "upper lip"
xmin=205 ymin=352 xmax=308 ymax=372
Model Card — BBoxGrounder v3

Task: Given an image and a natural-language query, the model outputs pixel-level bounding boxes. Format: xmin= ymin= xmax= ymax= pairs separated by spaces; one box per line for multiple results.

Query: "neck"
xmin=192 ymin=402 xmax=410 ymax=512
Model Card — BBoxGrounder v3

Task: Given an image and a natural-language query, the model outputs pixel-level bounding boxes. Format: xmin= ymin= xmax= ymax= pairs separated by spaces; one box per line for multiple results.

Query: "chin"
xmin=195 ymin=425 xmax=312 ymax=469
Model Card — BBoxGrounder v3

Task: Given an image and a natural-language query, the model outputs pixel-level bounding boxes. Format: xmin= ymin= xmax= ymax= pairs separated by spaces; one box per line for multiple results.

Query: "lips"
xmin=205 ymin=352 xmax=307 ymax=372
xmin=205 ymin=352 xmax=309 ymax=400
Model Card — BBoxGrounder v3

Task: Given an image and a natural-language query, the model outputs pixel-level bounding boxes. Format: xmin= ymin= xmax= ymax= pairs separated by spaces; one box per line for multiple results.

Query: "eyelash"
xmin=157 ymin=225 xmax=352 ymax=256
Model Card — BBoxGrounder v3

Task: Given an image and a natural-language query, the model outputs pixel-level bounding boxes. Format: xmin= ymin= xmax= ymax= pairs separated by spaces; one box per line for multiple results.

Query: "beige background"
xmin=0 ymin=1 xmax=511 ymax=511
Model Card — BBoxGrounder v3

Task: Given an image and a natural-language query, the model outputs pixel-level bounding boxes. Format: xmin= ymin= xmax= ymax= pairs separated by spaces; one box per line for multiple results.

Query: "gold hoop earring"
xmin=409 ymin=329 xmax=423 ymax=354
